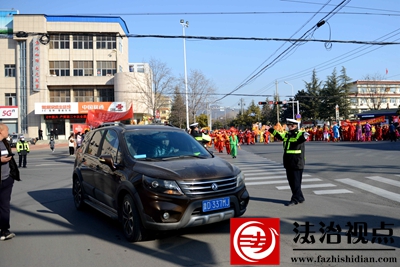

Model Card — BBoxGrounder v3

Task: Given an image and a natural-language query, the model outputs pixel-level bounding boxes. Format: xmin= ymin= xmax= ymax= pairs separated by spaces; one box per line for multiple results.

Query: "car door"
xmin=79 ymin=130 xmax=104 ymax=198
xmin=93 ymin=129 xmax=124 ymax=208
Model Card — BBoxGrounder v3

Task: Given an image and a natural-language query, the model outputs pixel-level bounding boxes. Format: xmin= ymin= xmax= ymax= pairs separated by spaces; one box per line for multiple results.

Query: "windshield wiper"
xmin=161 ymin=154 xmax=208 ymax=161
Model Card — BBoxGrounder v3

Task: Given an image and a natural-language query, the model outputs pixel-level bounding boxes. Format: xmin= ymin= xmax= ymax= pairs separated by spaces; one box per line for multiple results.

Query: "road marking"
xmin=247 ymin=178 xmax=321 ymax=186
xmin=246 ymin=174 xmax=311 ymax=180
xmin=337 ymin=178 xmax=400 ymax=203
xmin=366 ymin=176 xmax=400 ymax=187
xmin=314 ymin=189 xmax=353 ymax=195
xmin=277 ymin=183 xmax=336 ymax=190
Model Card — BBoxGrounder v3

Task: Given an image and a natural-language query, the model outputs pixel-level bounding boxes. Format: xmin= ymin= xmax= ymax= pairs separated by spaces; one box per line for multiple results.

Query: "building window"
xmin=73 ymin=61 xmax=93 ymax=76
xmin=96 ymin=36 xmax=116 ymax=49
xmin=74 ymin=89 xmax=94 ymax=102
xmin=73 ymin=35 xmax=93 ymax=49
xmin=136 ymin=64 xmax=145 ymax=73
xmin=96 ymin=61 xmax=116 ymax=76
xmin=4 ymin=64 xmax=16 ymax=77
xmin=350 ymin=98 xmax=357 ymax=104
xmin=50 ymin=34 xmax=70 ymax=49
xmin=97 ymin=88 xmax=114 ymax=102
xmin=49 ymin=61 xmax=70 ymax=76
xmin=390 ymin=98 xmax=397 ymax=104
xmin=5 ymin=93 xmax=16 ymax=105
xmin=49 ymin=89 xmax=71 ymax=102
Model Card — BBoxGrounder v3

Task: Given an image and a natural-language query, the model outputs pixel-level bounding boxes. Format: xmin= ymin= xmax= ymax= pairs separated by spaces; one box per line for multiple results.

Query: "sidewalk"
xmin=12 ymin=139 xmax=70 ymax=151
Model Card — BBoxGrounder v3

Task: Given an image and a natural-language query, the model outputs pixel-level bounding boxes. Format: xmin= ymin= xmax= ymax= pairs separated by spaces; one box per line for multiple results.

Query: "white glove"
xmin=303 ymin=132 xmax=310 ymax=139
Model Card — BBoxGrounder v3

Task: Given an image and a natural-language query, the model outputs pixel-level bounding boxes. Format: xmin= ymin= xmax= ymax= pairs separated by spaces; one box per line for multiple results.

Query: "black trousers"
xmin=0 ymin=177 xmax=14 ymax=230
xmin=69 ymin=146 xmax=75 ymax=155
xmin=285 ymin=169 xmax=305 ymax=203
xmin=19 ymin=154 xmax=27 ymax=167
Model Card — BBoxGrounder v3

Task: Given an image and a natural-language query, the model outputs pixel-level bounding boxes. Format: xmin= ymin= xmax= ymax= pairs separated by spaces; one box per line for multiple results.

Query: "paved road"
xmin=1 ymin=141 xmax=398 ymax=267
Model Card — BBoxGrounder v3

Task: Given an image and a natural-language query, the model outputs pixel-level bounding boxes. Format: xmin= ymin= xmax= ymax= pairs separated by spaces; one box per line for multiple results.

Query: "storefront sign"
xmin=32 ymin=37 xmax=41 ymax=92
xmin=35 ymin=102 xmax=126 ymax=115
xmin=0 ymin=106 xmax=18 ymax=119
xmin=44 ymin=114 xmax=87 ymax=120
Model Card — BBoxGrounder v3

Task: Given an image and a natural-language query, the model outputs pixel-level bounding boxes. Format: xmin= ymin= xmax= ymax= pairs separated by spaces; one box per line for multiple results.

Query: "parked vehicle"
xmin=8 ymin=133 xmax=22 ymax=148
xmin=72 ymin=123 xmax=249 ymax=242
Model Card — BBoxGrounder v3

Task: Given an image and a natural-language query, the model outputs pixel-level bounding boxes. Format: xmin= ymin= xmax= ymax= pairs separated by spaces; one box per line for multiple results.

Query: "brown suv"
xmin=72 ymin=123 xmax=249 ymax=242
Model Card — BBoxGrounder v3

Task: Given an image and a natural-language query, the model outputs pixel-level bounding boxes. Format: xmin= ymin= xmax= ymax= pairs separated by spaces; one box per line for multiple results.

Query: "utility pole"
xmin=238 ymin=98 xmax=245 ymax=114
xmin=276 ymin=80 xmax=280 ymax=123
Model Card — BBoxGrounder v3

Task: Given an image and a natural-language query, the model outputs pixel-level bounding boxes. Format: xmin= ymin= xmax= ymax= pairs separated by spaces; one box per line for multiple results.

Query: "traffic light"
xmin=274 ymin=101 xmax=283 ymax=105
xmin=258 ymin=102 xmax=267 ymax=105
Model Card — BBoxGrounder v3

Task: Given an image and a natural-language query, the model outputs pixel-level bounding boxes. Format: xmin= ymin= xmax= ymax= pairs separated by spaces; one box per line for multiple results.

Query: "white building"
xmin=348 ymin=80 xmax=400 ymax=117
xmin=1 ymin=11 xmax=153 ymax=139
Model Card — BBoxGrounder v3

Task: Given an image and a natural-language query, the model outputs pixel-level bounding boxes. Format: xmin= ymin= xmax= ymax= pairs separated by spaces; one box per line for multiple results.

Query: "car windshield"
xmin=123 ymin=129 xmax=212 ymax=160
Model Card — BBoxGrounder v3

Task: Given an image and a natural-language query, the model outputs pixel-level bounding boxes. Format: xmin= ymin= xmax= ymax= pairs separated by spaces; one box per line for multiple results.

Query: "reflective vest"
xmin=268 ymin=128 xmax=307 ymax=169
xmin=16 ymin=141 xmax=30 ymax=153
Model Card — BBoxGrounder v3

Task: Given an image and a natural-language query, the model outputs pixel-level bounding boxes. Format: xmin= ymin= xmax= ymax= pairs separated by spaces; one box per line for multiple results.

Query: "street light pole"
xmin=284 ymin=81 xmax=295 ymax=119
xmin=180 ymin=19 xmax=190 ymax=130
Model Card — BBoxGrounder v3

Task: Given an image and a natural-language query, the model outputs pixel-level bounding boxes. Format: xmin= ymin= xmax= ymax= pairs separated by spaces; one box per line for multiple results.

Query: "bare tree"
xmin=360 ymin=73 xmax=389 ymax=110
xmin=183 ymin=69 xmax=217 ymax=123
xmin=127 ymin=58 xmax=175 ymax=118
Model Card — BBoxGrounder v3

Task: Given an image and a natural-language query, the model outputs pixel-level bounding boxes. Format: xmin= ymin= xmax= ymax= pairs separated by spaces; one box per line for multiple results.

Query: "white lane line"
xmin=366 ymin=176 xmax=400 ymax=187
xmin=246 ymin=174 xmax=311 ymax=180
xmin=276 ymin=183 xmax=336 ymax=190
xmin=247 ymin=178 xmax=321 ymax=186
xmin=246 ymin=180 xmax=289 ymax=186
xmin=314 ymin=189 xmax=353 ymax=195
xmin=246 ymin=175 xmax=287 ymax=181
xmin=337 ymin=178 xmax=400 ymax=203
xmin=240 ymin=168 xmax=285 ymax=173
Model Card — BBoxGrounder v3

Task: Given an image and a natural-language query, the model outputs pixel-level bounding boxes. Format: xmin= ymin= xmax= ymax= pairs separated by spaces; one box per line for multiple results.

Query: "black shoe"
xmin=298 ymin=200 xmax=305 ymax=204
xmin=23 ymin=166 xmax=27 ymax=168
xmin=286 ymin=201 xmax=298 ymax=206
xmin=0 ymin=230 xmax=15 ymax=241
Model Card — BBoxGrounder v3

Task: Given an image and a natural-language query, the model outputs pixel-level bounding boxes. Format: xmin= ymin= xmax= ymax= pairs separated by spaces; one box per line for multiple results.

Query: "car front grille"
xmin=178 ymin=177 xmax=237 ymax=195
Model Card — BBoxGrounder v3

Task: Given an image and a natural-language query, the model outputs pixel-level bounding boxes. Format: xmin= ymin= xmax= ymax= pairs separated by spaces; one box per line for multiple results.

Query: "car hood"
xmin=131 ymin=157 xmax=239 ymax=180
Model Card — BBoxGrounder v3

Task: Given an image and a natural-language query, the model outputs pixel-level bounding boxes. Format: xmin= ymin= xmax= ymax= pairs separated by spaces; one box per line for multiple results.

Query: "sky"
xmin=5 ymin=0 xmax=400 ymax=110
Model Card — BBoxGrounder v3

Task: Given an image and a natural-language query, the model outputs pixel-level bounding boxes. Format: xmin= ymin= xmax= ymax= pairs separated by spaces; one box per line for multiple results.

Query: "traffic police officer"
xmin=268 ymin=118 xmax=309 ymax=206
xmin=16 ymin=136 xmax=30 ymax=168
xmin=189 ymin=123 xmax=211 ymax=147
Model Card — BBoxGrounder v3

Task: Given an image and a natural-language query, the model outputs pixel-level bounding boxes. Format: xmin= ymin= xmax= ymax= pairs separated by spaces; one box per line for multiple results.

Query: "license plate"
xmin=202 ymin=197 xmax=230 ymax=212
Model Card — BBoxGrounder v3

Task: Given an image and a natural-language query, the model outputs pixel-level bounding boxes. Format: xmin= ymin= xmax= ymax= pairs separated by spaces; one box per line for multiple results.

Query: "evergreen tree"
xmin=338 ymin=66 xmax=352 ymax=120
xmin=320 ymin=68 xmax=341 ymax=122
xmin=169 ymin=86 xmax=186 ymax=128
xmin=302 ymin=69 xmax=322 ymax=122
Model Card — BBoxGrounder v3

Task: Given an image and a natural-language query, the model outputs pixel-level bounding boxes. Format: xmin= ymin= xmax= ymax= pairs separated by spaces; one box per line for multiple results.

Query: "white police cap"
xmin=286 ymin=118 xmax=299 ymax=125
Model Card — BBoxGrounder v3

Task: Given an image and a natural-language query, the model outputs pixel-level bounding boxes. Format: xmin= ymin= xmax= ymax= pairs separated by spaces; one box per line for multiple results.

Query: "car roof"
xmin=95 ymin=123 xmax=183 ymax=133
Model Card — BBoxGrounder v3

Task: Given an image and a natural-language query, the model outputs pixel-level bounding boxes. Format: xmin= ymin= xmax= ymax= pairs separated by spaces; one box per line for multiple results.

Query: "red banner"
xmin=341 ymin=116 xmax=386 ymax=127
xmin=85 ymin=105 xmax=133 ymax=128
xmin=72 ymin=124 xmax=90 ymax=134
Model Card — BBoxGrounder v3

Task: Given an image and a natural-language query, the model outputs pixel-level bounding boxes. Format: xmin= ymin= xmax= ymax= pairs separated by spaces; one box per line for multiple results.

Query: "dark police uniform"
xmin=268 ymin=119 xmax=308 ymax=206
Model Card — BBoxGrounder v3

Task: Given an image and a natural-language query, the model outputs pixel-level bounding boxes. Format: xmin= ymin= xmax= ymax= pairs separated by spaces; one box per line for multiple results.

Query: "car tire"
xmin=73 ymin=177 xmax=85 ymax=210
xmin=121 ymin=194 xmax=146 ymax=242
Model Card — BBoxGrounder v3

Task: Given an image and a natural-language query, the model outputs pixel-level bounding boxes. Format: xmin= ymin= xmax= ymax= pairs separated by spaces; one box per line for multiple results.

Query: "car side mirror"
xmin=99 ymin=154 xmax=117 ymax=171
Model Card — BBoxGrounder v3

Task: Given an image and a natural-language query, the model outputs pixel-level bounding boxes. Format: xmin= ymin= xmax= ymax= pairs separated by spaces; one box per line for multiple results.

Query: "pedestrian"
xmin=332 ymin=122 xmax=340 ymax=142
xmin=389 ymin=123 xmax=397 ymax=142
xmin=16 ymin=136 xmax=30 ymax=168
xmin=68 ymin=133 xmax=75 ymax=155
xmin=268 ymin=118 xmax=309 ymax=206
xmin=54 ymin=128 xmax=59 ymax=140
xmin=0 ymin=123 xmax=20 ymax=240
xmin=38 ymin=128 xmax=43 ymax=140
xmin=49 ymin=137 xmax=55 ymax=153
xmin=229 ymin=131 xmax=239 ymax=158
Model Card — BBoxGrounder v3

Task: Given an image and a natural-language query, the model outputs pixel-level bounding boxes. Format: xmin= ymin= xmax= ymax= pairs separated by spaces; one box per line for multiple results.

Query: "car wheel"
xmin=73 ymin=177 xmax=85 ymax=210
xmin=121 ymin=194 xmax=145 ymax=242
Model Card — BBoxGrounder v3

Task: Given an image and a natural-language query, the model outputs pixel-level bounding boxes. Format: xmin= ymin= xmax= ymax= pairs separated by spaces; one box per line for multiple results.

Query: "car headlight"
xmin=143 ymin=176 xmax=183 ymax=195
xmin=236 ymin=171 xmax=245 ymax=187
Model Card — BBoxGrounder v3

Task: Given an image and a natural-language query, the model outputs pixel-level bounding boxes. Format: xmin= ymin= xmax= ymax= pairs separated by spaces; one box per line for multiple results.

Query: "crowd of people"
xmin=198 ymin=120 xmax=400 ymax=154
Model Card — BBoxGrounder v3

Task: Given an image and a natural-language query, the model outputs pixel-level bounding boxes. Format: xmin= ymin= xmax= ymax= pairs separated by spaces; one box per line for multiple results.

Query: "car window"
xmin=101 ymin=130 xmax=122 ymax=164
xmin=124 ymin=129 xmax=211 ymax=159
xmin=87 ymin=130 xmax=104 ymax=156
